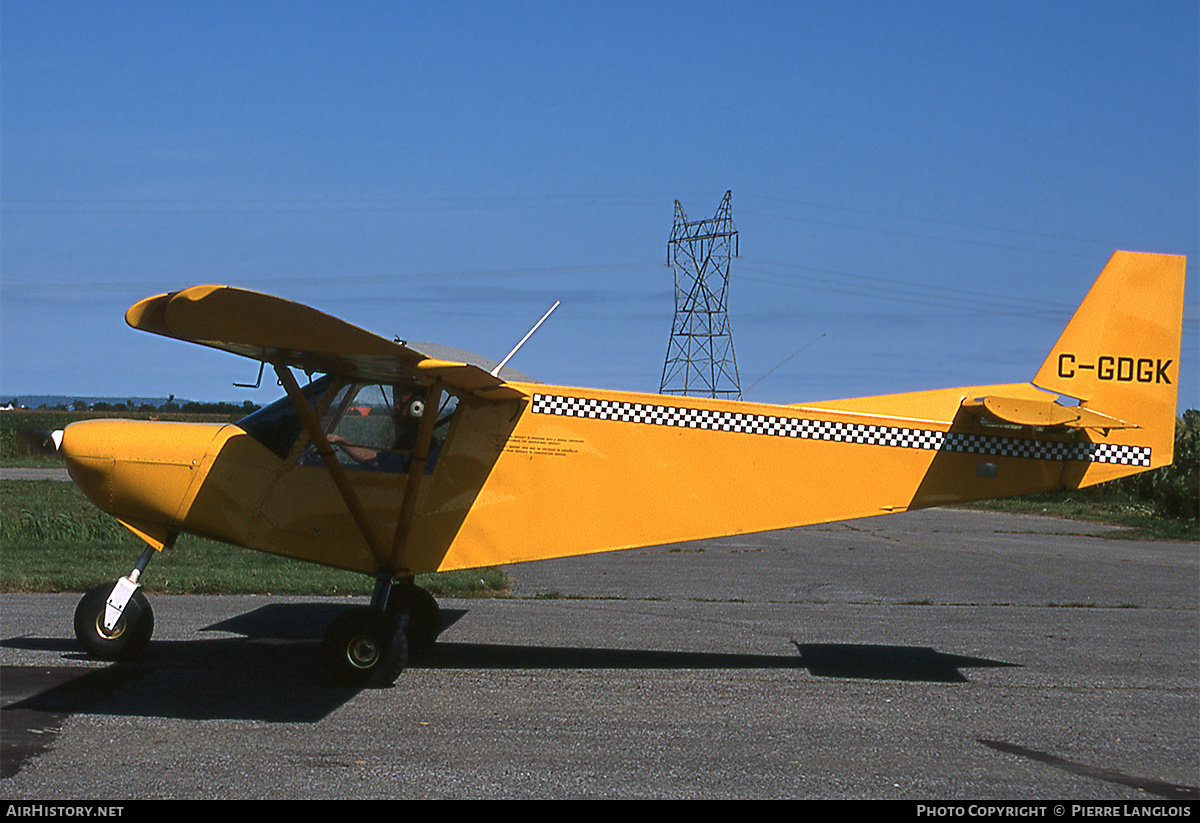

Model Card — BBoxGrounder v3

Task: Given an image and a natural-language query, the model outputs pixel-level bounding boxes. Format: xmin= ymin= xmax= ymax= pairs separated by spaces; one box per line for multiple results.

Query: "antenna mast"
xmin=659 ymin=191 xmax=742 ymax=400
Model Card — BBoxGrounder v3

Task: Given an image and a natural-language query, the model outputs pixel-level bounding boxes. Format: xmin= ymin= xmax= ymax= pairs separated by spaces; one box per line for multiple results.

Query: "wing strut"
xmin=274 ymin=364 xmax=390 ymax=571
xmin=388 ymin=382 xmax=443 ymax=573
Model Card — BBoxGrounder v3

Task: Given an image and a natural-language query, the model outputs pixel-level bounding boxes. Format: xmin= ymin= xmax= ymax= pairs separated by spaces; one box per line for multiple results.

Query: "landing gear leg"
xmin=386 ymin=579 xmax=442 ymax=659
xmin=74 ymin=545 xmax=158 ymax=661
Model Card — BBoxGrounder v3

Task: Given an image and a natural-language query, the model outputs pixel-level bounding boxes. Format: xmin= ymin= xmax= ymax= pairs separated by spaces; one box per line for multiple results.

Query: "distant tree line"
xmin=92 ymin=399 xmax=262 ymax=415
xmin=12 ymin=395 xmax=261 ymax=415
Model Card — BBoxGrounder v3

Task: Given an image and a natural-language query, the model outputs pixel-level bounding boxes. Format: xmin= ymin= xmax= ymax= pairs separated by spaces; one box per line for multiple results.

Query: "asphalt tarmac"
xmin=1 ymin=508 xmax=1196 ymax=800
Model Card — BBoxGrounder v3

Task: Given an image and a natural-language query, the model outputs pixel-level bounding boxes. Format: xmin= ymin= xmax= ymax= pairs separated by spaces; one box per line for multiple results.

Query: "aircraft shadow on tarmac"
xmin=2 ymin=603 xmax=1017 ymax=724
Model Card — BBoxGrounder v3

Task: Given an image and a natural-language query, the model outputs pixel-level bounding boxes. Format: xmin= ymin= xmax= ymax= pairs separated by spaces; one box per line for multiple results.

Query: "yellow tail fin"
xmin=1033 ymin=251 xmax=1186 ymax=483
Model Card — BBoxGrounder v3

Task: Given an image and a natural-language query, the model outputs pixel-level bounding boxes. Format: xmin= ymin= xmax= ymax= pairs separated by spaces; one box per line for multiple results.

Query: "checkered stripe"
xmin=1069 ymin=442 xmax=1153 ymax=466
xmin=529 ymin=394 xmax=1151 ymax=466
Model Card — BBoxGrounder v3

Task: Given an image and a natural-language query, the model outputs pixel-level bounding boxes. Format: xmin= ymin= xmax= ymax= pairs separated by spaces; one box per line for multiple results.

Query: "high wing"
xmin=125 ymin=284 xmax=531 ymax=399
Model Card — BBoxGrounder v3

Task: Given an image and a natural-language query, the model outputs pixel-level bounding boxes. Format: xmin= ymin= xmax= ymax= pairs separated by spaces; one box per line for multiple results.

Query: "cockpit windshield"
xmin=237 ymin=374 xmax=332 ymax=459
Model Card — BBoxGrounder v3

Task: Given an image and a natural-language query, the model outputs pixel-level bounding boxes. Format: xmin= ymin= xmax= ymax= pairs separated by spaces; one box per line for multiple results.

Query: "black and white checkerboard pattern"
xmin=529 ymin=394 xmax=1151 ymax=466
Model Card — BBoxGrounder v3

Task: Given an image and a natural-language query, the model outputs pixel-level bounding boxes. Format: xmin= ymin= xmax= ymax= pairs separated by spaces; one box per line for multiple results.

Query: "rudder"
xmin=1033 ymin=251 xmax=1186 ymax=482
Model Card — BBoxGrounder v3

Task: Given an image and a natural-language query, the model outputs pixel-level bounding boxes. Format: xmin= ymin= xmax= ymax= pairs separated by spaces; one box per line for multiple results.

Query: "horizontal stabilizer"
xmin=961 ymin=395 xmax=1135 ymax=430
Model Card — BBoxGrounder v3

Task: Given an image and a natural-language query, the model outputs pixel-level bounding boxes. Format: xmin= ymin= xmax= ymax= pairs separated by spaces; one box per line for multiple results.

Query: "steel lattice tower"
xmin=659 ymin=191 xmax=742 ymax=399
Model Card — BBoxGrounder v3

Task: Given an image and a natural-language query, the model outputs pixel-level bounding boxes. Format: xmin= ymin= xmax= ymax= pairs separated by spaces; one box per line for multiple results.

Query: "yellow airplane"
xmin=54 ymin=250 xmax=1184 ymax=687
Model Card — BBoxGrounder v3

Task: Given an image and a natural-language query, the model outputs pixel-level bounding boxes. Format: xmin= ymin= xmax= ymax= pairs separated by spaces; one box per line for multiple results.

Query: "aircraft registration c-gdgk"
xmin=51 ymin=250 xmax=1185 ymax=686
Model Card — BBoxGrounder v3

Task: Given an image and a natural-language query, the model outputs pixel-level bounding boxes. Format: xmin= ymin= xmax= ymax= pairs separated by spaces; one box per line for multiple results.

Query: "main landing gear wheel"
xmin=73 ymin=583 xmax=154 ymax=661
xmin=386 ymin=584 xmax=442 ymax=659
xmin=322 ymin=606 xmax=408 ymax=688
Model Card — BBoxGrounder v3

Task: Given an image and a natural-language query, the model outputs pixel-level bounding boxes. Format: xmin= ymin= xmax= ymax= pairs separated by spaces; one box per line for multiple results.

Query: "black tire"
xmin=386 ymin=584 xmax=442 ymax=658
xmin=73 ymin=582 xmax=154 ymax=661
xmin=322 ymin=606 xmax=408 ymax=688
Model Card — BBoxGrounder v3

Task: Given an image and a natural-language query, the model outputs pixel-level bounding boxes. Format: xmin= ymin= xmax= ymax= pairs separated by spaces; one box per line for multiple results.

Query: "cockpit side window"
xmin=298 ymin=383 xmax=458 ymax=473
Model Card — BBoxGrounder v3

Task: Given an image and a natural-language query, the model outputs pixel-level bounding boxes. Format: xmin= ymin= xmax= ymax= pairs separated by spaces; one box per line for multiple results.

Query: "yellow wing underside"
xmin=126 ymin=284 xmax=529 ymax=397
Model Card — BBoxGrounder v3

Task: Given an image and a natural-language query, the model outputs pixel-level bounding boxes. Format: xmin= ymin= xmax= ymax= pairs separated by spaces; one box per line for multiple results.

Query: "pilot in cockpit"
xmin=327 ymin=385 xmax=424 ymax=472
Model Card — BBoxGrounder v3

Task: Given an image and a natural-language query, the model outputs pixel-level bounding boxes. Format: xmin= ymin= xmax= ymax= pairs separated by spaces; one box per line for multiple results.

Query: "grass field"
xmin=963 ymin=490 xmax=1198 ymax=541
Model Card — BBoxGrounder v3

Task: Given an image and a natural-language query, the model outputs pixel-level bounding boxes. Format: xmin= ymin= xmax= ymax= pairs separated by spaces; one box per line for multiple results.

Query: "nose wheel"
xmin=73 ymin=582 xmax=154 ymax=661
xmin=74 ymin=546 xmax=159 ymax=662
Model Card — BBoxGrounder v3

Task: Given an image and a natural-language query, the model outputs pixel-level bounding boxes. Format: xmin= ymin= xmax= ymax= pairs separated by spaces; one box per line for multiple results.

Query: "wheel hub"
xmin=346 ymin=635 xmax=379 ymax=669
xmin=93 ymin=612 xmax=125 ymax=640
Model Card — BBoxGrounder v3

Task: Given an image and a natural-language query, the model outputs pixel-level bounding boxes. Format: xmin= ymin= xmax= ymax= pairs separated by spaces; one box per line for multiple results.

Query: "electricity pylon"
xmin=659 ymin=191 xmax=742 ymax=400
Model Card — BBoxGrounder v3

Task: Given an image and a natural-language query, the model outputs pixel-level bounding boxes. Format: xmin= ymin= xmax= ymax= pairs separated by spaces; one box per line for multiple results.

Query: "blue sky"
xmin=2 ymin=1 xmax=1197 ymax=411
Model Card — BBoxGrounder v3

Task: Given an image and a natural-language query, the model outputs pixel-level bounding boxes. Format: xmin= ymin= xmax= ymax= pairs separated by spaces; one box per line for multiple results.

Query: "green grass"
xmin=1 ymin=480 xmax=509 ymax=596
xmin=961 ymin=489 xmax=1198 ymax=541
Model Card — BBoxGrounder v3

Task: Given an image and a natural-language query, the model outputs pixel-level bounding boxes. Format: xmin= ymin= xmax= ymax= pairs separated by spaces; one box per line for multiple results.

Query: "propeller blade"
xmin=16 ymin=427 xmax=64 ymax=456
